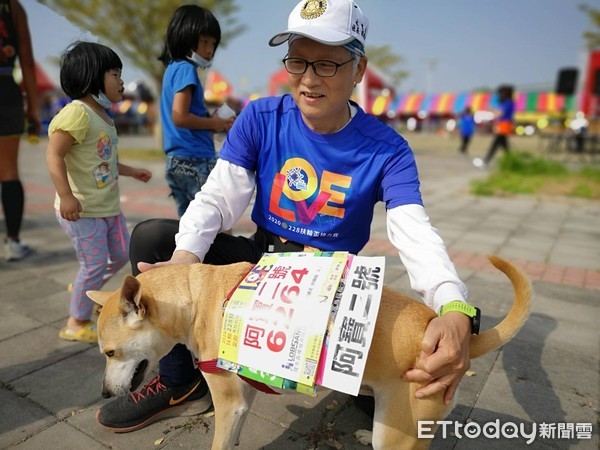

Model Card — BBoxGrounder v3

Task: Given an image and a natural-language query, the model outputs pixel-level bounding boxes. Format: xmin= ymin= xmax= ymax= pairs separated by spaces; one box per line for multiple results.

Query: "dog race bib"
xmin=217 ymin=252 xmax=385 ymax=396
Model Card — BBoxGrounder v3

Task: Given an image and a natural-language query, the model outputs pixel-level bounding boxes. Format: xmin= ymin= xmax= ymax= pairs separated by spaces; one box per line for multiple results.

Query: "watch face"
xmin=472 ymin=307 xmax=481 ymax=335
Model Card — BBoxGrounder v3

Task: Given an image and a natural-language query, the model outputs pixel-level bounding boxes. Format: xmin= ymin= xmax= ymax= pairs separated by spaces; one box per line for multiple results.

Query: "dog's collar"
xmin=198 ymin=359 xmax=222 ymax=373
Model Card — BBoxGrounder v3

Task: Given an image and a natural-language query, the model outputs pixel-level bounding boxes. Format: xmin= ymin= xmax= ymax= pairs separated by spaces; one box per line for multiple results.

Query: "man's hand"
xmin=402 ymin=312 xmax=471 ymax=405
xmin=137 ymin=250 xmax=200 ymax=273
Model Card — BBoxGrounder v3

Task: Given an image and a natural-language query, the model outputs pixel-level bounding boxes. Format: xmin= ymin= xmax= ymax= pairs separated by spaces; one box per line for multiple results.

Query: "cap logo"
xmin=300 ymin=0 xmax=327 ymax=20
xmin=352 ymin=19 xmax=367 ymax=40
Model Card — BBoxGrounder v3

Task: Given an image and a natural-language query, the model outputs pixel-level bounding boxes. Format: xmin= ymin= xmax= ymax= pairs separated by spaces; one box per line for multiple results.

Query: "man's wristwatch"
xmin=438 ymin=301 xmax=481 ymax=335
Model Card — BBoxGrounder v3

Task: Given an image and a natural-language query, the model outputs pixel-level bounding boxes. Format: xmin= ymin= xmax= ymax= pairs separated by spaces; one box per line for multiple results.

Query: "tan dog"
xmin=88 ymin=255 xmax=531 ymax=450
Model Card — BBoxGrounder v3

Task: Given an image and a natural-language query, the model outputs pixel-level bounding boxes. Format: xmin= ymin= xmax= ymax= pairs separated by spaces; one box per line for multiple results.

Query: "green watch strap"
xmin=439 ymin=300 xmax=477 ymax=317
xmin=439 ymin=300 xmax=481 ymax=334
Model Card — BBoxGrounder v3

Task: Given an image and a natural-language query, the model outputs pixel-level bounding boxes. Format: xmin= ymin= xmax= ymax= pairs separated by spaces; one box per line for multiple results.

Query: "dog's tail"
xmin=469 ymin=256 xmax=532 ymax=359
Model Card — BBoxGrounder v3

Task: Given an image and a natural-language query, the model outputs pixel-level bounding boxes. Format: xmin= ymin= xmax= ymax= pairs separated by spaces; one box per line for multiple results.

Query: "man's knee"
xmin=129 ymin=218 xmax=180 ymax=272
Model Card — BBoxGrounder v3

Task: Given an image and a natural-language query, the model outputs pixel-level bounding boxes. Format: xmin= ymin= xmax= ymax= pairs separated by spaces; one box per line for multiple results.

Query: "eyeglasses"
xmin=282 ymin=57 xmax=354 ymax=78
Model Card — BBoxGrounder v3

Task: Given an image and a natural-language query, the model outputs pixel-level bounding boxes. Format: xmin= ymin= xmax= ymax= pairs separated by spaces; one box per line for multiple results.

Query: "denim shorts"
xmin=165 ymin=154 xmax=216 ymax=217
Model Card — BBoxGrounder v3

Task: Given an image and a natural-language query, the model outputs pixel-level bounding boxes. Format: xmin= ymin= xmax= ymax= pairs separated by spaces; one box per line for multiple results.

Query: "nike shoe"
xmin=97 ymin=373 xmax=212 ymax=432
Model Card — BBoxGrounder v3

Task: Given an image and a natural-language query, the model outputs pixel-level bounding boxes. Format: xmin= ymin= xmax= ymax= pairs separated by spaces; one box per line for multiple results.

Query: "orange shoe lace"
xmin=130 ymin=376 xmax=167 ymax=404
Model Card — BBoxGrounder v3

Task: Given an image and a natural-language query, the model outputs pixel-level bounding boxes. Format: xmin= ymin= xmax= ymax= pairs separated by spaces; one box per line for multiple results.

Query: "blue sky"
xmin=23 ymin=0 xmax=591 ymax=97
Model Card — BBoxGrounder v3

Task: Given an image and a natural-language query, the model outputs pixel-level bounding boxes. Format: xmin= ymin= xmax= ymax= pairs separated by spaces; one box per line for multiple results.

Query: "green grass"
xmin=579 ymin=165 xmax=600 ymax=182
xmin=497 ymin=152 xmax=568 ymax=176
xmin=470 ymin=152 xmax=600 ymax=199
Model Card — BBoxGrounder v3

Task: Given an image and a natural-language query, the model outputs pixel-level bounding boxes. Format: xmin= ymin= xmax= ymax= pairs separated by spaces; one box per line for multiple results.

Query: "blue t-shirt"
xmin=459 ymin=113 xmax=475 ymax=137
xmin=499 ymin=98 xmax=515 ymax=121
xmin=160 ymin=60 xmax=215 ymax=158
xmin=219 ymin=95 xmax=422 ymax=254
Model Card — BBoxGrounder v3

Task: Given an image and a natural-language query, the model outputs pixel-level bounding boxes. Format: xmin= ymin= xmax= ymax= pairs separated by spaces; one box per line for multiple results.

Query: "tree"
xmin=365 ymin=44 xmax=407 ymax=88
xmin=36 ymin=0 xmax=245 ymax=86
xmin=580 ymin=3 xmax=600 ymax=49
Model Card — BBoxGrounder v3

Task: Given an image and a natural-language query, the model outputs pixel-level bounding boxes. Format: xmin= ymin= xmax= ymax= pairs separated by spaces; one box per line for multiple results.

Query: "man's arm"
xmin=386 ymin=204 xmax=471 ymax=404
xmin=137 ymin=159 xmax=255 ymax=273
xmin=176 ymin=159 xmax=255 ymax=260
xmin=386 ymin=204 xmax=467 ymax=311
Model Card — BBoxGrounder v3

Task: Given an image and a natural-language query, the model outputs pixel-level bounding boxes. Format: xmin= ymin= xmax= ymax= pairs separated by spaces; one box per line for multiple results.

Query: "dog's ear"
xmin=87 ymin=290 xmax=113 ymax=306
xmin=119 ymin=275 xmax=147 ymax=328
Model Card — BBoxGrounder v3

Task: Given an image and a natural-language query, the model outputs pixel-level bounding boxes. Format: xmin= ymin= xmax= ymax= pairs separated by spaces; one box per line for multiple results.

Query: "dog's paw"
xmin=353 ymin=429 xmax=373 ymax=446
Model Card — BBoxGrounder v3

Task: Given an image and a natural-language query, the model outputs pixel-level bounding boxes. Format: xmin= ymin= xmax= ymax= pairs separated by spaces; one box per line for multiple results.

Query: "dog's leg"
xmin=369 ymin=381 xmax=451 ymax=450
xmin=229 ymin=383 xmax=257 ymax=447
xmin=204 ymin=372 xmax=257 ymax=450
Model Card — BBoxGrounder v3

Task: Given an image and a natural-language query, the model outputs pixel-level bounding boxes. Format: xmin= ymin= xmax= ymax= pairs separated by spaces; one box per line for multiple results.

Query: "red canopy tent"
xmin=355 ymin=65 xmax=395 ymax=114
xmin=204 ymin=70 xmax=234 ymax=103
xmin=268 ymin=69 xmax=290 ymax=96
xmin=17 ymin=62 xmax=55 ymax=94
xmin=34 ymin=63 xmax=55 ymax=92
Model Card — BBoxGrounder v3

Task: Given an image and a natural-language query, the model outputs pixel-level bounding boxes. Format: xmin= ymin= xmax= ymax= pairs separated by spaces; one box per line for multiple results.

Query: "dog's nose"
xmin=102 ymin=389 xmax=112 ymax=399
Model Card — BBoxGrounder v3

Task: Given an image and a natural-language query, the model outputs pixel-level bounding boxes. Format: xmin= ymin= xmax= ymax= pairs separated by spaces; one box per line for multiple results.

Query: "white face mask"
xmin=92 ymin=91 xmax=112 ymax=109
xmin=187 ymin=51 xmax=213 ymax=69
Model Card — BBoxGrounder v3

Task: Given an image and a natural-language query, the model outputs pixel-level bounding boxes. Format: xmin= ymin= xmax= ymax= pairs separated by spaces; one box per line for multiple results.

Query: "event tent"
xmin=204 ymin=70 xmax=234 ymax=103
xmin=15 ymin=62 xmax=55 ymax=94
xmin=368 ymin=91 xmax=576 ymax=118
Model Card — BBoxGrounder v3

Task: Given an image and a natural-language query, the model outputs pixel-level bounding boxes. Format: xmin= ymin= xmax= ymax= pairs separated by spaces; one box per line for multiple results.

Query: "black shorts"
xmin=0 ymin=76 xmax=25 ymax=136
xmin=128 ymin=219 xmax=310 ymax=276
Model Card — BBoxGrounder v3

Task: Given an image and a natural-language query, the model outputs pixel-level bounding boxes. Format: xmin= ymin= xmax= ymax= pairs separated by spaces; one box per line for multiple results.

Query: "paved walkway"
xmin=0 ymin=133 xmax=598 ymax=449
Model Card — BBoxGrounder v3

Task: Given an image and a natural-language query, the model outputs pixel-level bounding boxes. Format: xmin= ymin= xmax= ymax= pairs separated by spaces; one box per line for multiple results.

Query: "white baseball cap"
xmin=269 ymin=0 xmax=368 ymax=48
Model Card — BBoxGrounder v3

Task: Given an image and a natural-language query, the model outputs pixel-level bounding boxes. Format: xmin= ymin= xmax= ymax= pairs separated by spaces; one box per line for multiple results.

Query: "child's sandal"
xmin=59 ymin=322 xmax=97 ymax=344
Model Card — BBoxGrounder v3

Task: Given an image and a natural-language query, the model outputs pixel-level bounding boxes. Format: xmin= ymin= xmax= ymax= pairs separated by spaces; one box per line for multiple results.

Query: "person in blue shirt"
xmin=98 ymin=0 xmax=474 ymax=433
xmin=158 ymin=5 xmax=235 ymax=217
xmin=458 ymin=106 xmax=475 ymax=155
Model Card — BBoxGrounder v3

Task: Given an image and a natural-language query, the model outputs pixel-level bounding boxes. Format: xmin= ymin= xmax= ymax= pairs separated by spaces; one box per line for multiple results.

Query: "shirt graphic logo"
xmin=97 ymin=131 xmax=113 ymax=160
xmin=270 ymin=157 xmax=351 ymax=225
xmin=286 ymin=167 xmax=308 ymax=192
xmin=93 ymin=162 xmax=114 ymax=188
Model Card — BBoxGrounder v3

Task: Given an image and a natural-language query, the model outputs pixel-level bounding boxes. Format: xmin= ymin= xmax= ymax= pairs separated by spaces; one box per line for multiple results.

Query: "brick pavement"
xmin=16 ymin=170 xmax=600 ymax=291
xmin=1 ymin=134 xmax=598 ymax=449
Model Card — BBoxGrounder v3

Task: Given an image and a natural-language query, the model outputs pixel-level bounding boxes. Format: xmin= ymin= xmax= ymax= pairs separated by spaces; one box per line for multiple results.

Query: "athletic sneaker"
xmin=97 ymin=374 xmax=212 ymax=432
xmin=5 ymin=239 xmax=31 ymax=261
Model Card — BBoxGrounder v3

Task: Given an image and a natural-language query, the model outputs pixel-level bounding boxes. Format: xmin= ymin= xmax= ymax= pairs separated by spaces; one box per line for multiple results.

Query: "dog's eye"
xmin=105 ymin=350 xmax=115 ymax=357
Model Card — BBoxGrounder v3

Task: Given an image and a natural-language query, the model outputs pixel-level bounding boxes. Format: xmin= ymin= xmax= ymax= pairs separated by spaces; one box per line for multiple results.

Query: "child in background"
xmin=46 ymin=41 xmax=152 ymax=343
xmin=159 ymin=4 xmax=235 ymax=217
